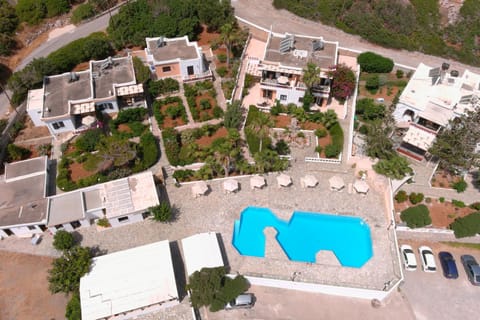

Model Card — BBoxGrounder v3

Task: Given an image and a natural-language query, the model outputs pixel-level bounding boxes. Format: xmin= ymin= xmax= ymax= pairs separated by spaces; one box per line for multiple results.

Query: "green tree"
xmin=220 ymin=23 xmax=235 ymax=66
xmin=75 ymin=129 xmax=102 ymax=152
xmin=45 ymin=0 xmax=70 ymax=18
xmin=322 ymin=109 xmax=338 ymax=129
xmin=7 ymin=143 xmax=31 ymax=161
xmin=429 ymin=111 xmax=480 ymax=172
xmin=373 ymin=155 xmax=413 ymax=179
xmin=97 ymin=136 xmax=137 ymax=167
xmin=248 ymin=111 xmax=273 ymax=153
xmin=197 ymin=0 xmax=234 ymax=31
xmin=328 ymin=64 xmax=356 ymax=102
xmin=82 ymin=36 xmax=113 ymax=60
xmin=0 ymin=0 xmax=19 ymax=34
xmin=133 ymin=56 xmax=151 ymax=84
xmin=400 ymin=205 xmax=431 ymax=228
xmin=224 ymin=100 xmax=243 ymax=129
xmin=0 ymin=33 xmax=16 ymax=56
xmin=302 ymin=62 xmax=321 ymax=90
xmin=16 ymin=0 xmax=47 ymax=25
xmin=364 ymin=120 xmax=394 ymax=160
xmin=65 ymin=292 xmax=81 ymax=320
xmin=53 ymin=230 xmax=76 ymax=251
xmin=357 ymin=51 xmax=394 ymax=73
xmin=48 ymin=246 xmax=92 ymax=293
xmin=71 ymin=3 xmax=96 ymax=24
xmin=450 ymin=212 xmax=480 ymax=238
xmin=149 ymin=202 xmax=172 ymax=222
xmin=187 ymin=266 xmax=249 ymax=312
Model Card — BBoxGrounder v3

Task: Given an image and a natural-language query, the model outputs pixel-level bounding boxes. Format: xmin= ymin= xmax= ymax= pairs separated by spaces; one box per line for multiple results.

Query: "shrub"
xmin=224 ymin=101 xmax=242 ymax=129
xmin=329 ymin=122 xmax=344 ymax=155
xmin=115 ymin=107 xmax=146 ymax=123
xmin=216 ymin=66 xmax=228 ymax=77
xmin=324 ymin=144 xmax=341 ymax=158
xmin=71 ymin=3 xmax=96 ymax=24
xmin=450 ymin=212 xmax=480 ymax=238
xmin=138 ymin=132 xmax=159 ymax=170
xmin=452 ymin=179 xmax=467 ymax=193
xmin=162 ymin=128 xmax=181 ymax=165
xmin=452 ymin=200 xmax=466 ymax=208
xmin=425 ymin=197 xmax=432 ymax=203
xmin=45 ymin=0 xmax=70 ymax=18
xmin=53 ymin=230 xmax=75 ymax=251
xmin=173 ymin=169 xmax=195 ymax=182
xmin=65 ymin=292 xmax=81 ymax=320
xmin=148 ymin=78 xmax=179 ymax=97
xmin=469 ymin=202 xmax=480 ymax=210
xmin=400 ymin=205 xmax=432 ymax=228
xmin=150 ymin=202 xmax=172 ymax=222
xmin=395 ymin=190 xmax=408 ymax=203
xmin=409 ymin=192 xmax=424 ymax=205
xmin=213 ymin=106 xmax=224 ymax=118
xmin=16 ymin=0 xmax=46 ymax=25
xmin=365 ymin=74 xmax=380 ymax=91
xmin=363 ymin=103 xmax=385 ymax=120
xmin=396 ymin=69 xmax=404 ymax=79
xmin=439 ymin=197 xmax=445 ymax=203
xmin=315 ymin=128 xmax=327 ymax=138
xmin=217 ymin=53 xmax=227 ymax=63
xmin=7 ymin=144 xmax=31 ymax=161
xmin=275 ymin=139 xmax=290 ymax=155
xmin=315 ymin=145 xmax=323 ymax=154
xmin=357 ymin=52 xmax=394 ymax=73
xmin=373 ymin=156 xmax=413 ymax=179
xmin=75 ymin=129 xmax=102 ymax=152
xmin=358 ymin=125 xmax=368 ymax=135
xmin=97 ymin=217 xmax=110 ymax=227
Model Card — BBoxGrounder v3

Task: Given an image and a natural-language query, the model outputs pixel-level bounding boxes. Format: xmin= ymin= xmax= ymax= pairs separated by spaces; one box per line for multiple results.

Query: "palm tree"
xmin=302 ymin=62 xmax=321 ymax=90
xmin=248 ymin=112 xmax=273 ymax=153
xmin=322 ymin=109 xmax=338 ymax=129
xmin=220 ymin=23 xmax=235 ymax=67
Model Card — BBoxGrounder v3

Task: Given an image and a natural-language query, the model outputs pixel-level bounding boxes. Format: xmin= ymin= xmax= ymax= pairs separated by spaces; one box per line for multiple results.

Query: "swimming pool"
xmin=232 ymin=206 xmax=373 ymax=268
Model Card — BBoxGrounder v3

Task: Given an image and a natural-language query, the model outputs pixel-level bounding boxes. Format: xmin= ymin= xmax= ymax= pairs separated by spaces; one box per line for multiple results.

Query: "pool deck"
xmin=166 ymin=158 xmax=401 ymax=292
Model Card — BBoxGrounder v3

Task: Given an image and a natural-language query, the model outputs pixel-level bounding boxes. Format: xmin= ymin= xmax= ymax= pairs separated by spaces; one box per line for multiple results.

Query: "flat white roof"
xmin=26 ymin=88 xmax=44 ymax=111
xmin=80 ymin=241 xmax=178 ymax=320
xmin=181 ymin=232 xmax=224 ymax=277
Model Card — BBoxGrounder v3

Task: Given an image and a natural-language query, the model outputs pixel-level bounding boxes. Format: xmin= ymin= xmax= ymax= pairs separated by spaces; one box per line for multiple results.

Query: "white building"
xmin=0 ymin=157 xmax=49 ymax=238
xmin=143 ymin=36 xmax=212 ymax=83
xmin=181 ymin=232 xmax=225 ymax=277
xmin=26 ymin=56 xmax=145 ymax=137
xmin=80 ymin=241 xmax=179 ymax=320
xmin=393 ymin=63 xmax=480 ymax=160
xmin=46 ymin=171 xmax=159 ymax=233
xmin=248 ymin=32 xmax=338 ymax=107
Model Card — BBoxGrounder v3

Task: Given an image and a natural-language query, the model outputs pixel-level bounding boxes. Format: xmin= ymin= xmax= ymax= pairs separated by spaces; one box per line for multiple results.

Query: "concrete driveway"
xmin=206 ymin=285 xmax=414 ymax=320
xmin=399 ymin=240 xmax=480 ymax=320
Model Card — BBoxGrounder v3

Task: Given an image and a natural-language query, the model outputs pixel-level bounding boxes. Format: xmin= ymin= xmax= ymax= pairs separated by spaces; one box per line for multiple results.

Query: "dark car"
xmin=461 ymin=255 xmax=480 ymax=286
xmin=438 ymin=251 xmax=458 ymax=279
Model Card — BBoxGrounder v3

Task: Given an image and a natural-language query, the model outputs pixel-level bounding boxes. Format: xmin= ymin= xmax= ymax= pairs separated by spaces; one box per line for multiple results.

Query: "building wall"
xmin=108 ymin=212 xmax=144 ymax=228
xmin=261 ymin=85 xmax=305 ymax=106
xmin=44 ymin=117 xmax=75 ymax=135
xmin=4 ymin=224 xmax=44 ymax=237
xmin=27 ymin=106 xmax=46 ymax=127
xmin=393 ymin=102 xmax=417 ymax=123
xmin=179 ymin=57 xmax=204 ymax=78
xmin=155 ymin=63 xmax=181 ymax=79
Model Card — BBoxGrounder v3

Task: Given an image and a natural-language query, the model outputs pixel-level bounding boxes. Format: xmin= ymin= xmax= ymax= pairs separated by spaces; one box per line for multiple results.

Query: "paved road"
xmin=17 ymin=9 xmax=119 ymax=70
xmin=232 ymin=0 xmax=480 ymax=74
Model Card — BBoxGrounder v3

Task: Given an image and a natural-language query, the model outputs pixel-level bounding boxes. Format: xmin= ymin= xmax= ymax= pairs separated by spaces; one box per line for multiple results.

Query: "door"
xmin=187 ymin=66 xmax=194 ymax=75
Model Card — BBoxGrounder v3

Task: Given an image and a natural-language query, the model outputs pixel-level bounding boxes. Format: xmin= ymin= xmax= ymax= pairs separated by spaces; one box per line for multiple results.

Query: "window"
xmin=27 ymin=226 xmax=36 ymax=231
xmin=280 ymin=94 xmax=287 ymax=101
xmin=298 ymin=97 xmax=304 ymax=103
xmin=52 ymin=121 xmax=65 ymax=130
xmin=162 ymin=66 xmax=171 ymax=72
xmin=118 ymin=216 xmax=129 ymax=223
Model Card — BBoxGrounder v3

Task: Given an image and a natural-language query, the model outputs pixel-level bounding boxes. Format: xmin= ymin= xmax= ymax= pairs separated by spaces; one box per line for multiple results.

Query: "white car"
xmin=418 ymin=246 xmax=437 ymax=272
xmin=400 ymin=245 xmax=417 ymax=271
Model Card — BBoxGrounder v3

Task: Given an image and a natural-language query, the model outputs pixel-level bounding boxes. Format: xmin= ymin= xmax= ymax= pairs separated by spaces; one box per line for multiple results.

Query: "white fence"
xmin=305 ymin=153 xmax=342 ymax=164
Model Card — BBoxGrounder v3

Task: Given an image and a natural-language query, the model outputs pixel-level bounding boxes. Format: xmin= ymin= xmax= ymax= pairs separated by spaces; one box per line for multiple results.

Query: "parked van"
xmin=225 ymin=293 xmax=255 ymax=310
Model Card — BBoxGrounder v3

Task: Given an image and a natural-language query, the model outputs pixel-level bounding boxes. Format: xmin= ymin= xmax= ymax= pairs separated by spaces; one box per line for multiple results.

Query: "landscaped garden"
xmin=153 ymin=96 xmax=188 ymax=129
xmin=246 ymin=104 xmax=344 ymax=159
xmin=184 ymin=81 xmax=224 ymax=122
xmin=57 ymin=108 xmax=159 ymax=191
xmin=394 ymin=190 xmax=480 ymax=238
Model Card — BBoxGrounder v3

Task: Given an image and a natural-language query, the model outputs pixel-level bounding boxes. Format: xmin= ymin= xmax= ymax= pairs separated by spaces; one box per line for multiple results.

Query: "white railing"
xmin=305 ymin=154 xmax=342 ymax=164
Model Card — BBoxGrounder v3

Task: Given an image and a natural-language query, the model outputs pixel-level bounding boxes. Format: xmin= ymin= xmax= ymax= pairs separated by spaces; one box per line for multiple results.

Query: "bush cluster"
xmin=357 ymin=52 xmax=394 ymax=73
xmin=395 ymin=190 xmax=408 ymax=203
xmin=450 ymin=212 xmax=480 ymax=238
xmin=400 ymin=205 xmax=432 ymax=228
xmin=452 ymin=179 xmax=467 ymax=193
xmin=409 ymin=192 xmax=424 ymax=205
xmin=148 ymin=78 xmax=180 ymax=97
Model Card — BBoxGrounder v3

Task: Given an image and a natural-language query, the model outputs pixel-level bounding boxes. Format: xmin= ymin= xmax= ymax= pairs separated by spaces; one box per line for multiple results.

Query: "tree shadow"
xmin=471 ymin=170 xmax=480 ymax=192
xmin=89 ymin=245 xmax=108 ymax=257
xmin=71 ymin=231 xmax=83 ymax=246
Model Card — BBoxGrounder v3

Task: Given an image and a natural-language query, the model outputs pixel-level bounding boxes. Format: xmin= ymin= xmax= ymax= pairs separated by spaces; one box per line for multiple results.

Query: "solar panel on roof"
xmin=279 ymin=35 xmax=294 ymax=53
xmin=428 ymin=67 xmax=441 ymax=78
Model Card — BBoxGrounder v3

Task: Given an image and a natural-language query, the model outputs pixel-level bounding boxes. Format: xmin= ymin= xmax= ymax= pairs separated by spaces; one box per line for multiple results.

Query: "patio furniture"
xmin=250 ymin=176 xmax=266 ymax=190
xmin=353 ymin=180 xmax=369 ymax=194
xmin=223 ymin=179 xmax=239 ymax=194
xmin=329 ymin=176 xmax=345 ymax=191
xmin=301 ymin=174 xmax=318 ymax=188
xmin=192 ymin=181 xmax=209 ymax=198
xmin=277 ymin=173 xmax=292 ymax=188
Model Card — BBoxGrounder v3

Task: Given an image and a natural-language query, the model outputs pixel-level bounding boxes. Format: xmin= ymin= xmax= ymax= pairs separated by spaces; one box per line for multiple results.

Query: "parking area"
xmin=399 ymin=240 xmax=480 ymax=320
xmin=205 ymin=285 xmax=414 ymax=320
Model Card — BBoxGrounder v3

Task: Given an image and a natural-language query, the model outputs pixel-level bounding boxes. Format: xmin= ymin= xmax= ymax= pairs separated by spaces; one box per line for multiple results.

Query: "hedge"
xmin=357 ymin=52 xmax=394 ymax=73
xmin=328 ymin=122 xmax=343 ymax=158
xmin=450 ymin=212 xmax=480 ymax=238
xmin=137 ymin=132 xmax=159 ymax=170
xmin=162 ymin=128 xmax=181 ymax=166
xmin=400 ymin=205 xmax=432 ymax=228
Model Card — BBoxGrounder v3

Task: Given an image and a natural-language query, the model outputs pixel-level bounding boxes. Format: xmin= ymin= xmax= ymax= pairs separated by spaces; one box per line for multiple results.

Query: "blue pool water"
xmin=232 ymin=206 xmax=373 ymax=268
